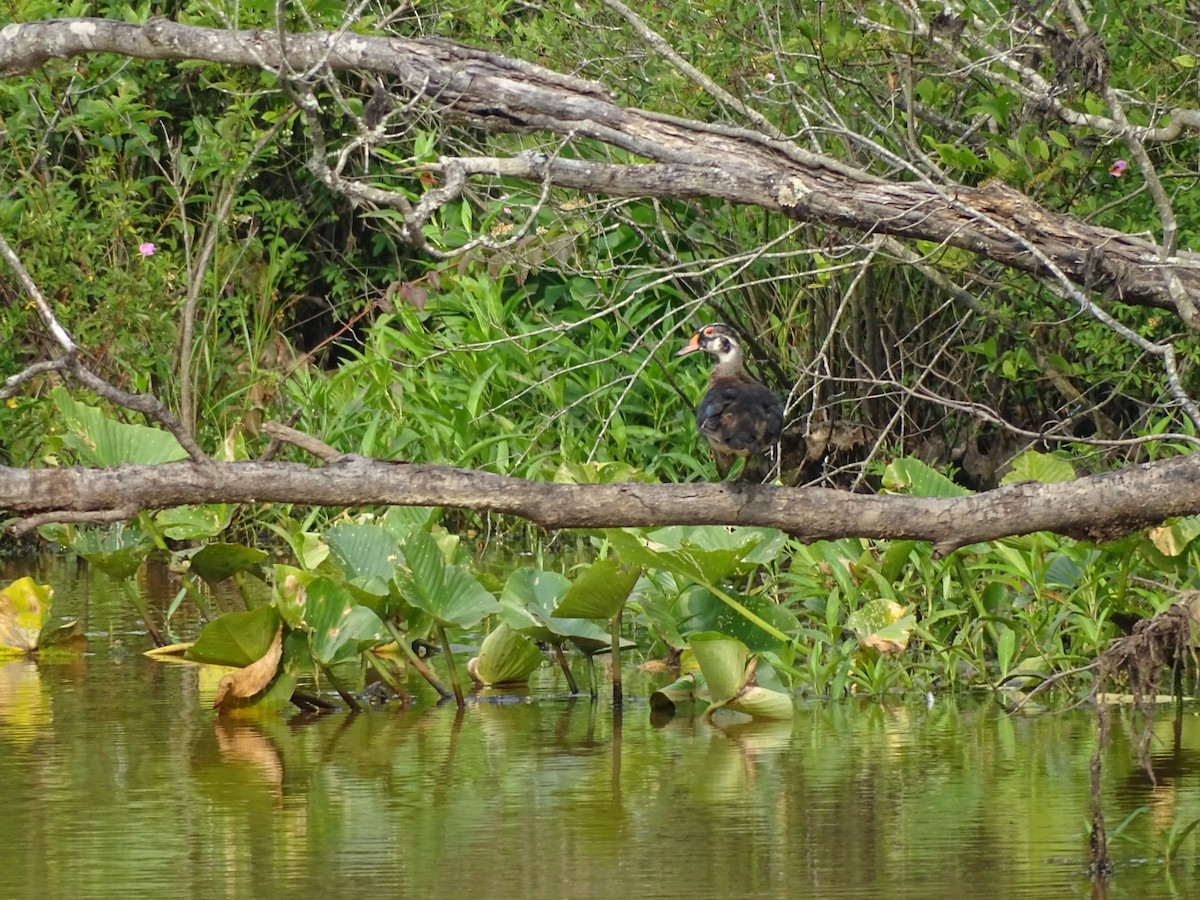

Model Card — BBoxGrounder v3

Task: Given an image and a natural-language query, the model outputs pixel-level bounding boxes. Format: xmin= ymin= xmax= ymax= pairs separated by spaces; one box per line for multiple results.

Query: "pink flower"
xmin=138 ymin=242 xmax=156 ymax=256
xmin=765 ymin=72 xmax=776 ymax=82
xmin=1108 ymin=160 xmax=1129 ymax=177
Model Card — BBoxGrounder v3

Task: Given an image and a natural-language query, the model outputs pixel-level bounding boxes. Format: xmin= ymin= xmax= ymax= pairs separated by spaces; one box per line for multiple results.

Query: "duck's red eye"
xmin=703 ymin=327 xmax=714 ymax=336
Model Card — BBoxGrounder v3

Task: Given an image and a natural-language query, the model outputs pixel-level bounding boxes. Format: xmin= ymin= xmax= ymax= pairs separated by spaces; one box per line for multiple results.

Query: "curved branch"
xmin=1 ymin=17 xmax=1197 ymax=315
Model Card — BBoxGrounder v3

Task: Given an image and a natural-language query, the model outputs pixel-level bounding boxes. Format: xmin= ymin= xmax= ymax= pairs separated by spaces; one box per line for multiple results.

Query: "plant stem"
xmin=365 ymin=649 xmax=412 ymax=704
xmin=319 ymin=662 xmax=361 ymax=712
xmin=610 ymin=608 xmax=623 ymax=708
xmin=381 ymin=620 xmax=453 ymax=700
xmin=438 ymin=624 xmax=465 ymax=708
xmin=554 ymin=643 xmax=579 ymax=694
xmin=119 ymin=579 xmax=165 ymax=647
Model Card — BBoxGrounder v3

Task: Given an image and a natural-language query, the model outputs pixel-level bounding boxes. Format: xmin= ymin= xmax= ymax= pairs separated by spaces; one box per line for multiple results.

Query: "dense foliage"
xmin=3 ymin=0 xmax=1200 ymax=704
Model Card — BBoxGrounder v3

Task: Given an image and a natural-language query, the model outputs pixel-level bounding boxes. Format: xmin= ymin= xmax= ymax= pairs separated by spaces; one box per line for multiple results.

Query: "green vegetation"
xmin=3 ymin=0 xmax=1200 ymax=712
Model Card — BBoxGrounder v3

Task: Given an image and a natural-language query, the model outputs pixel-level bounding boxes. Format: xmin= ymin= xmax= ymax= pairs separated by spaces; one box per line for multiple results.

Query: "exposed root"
xmin=1096 ymin=593 xmax=1200 ymax=708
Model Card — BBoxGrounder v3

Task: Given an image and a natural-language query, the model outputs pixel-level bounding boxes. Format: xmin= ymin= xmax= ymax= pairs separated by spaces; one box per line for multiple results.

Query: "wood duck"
xmin=676 ymin=324 xmax=784 ymax=480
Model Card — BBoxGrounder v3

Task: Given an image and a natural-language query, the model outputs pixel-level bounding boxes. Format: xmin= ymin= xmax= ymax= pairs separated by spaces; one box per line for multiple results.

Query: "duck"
xmin=675 ymin=323 xmax=784 ymax=481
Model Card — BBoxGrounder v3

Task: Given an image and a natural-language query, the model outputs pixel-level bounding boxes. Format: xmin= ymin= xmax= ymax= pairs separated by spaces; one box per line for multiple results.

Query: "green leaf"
xmin=881 ymin=458 xmax=971 ymax=497
xmin=725 ymin=685 xmax=795 ymax=720
xmin=155 ymin=505 xmax=232 ymax=540
xmin=52 ymin=386 xmax=188 ymax=466
xmin=44 ymin=525 xmax=153 ymax=579
xmin=468 ymin=623 xmax=544 ymax=685
xmin=688 ymin=632 xmax=749 ymax=705
xmin=272 ymin=566 xmax=313 ymax=629
xmin=649 ymin=671 xmax=708 ymax=712
xmin=187 ymin=606 xmax=281 ymax=667
xmin=1001 ymin=450 xmax=1075 ymax=484
xmin=309 ymin=602 xmax=385 ymax=666
xmin=399 ymin=530 xmax=500 ymax=629
xmin=188 ymin=543 xmax=268 ymax=584
xmin=325 ymin=523 xmax=402 ymax=598
xmin=0 ymin=578 xmax=53 ymax=655
xmin=679 ymin=585 xmax=798 ymax=652
xmin=552 ymin=558 xmax=641 ymax=619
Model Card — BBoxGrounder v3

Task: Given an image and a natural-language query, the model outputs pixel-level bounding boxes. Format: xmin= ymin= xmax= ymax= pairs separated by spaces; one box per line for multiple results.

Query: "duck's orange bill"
xmin=675 ymin=334 xmax=702 ymax=356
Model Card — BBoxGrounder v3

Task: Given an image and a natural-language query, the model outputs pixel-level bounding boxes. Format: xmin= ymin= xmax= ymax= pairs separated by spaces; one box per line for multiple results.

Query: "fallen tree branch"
xmin=3 ymin=451 xmax=1199 ymax=553
xmin=1 ymin=17 xmax=1198 ymax=317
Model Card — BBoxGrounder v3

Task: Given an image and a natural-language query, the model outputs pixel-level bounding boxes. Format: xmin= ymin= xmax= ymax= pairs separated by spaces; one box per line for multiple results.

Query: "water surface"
xmin=1 ymin=559 xmax=1198 ymax=899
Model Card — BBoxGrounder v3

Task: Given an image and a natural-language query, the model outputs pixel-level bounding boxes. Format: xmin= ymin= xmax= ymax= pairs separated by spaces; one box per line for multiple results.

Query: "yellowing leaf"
xmin=0 ymin=577 xmax=53 ymax=655
xmin=213 ymin=626 xmax=283 ymax=711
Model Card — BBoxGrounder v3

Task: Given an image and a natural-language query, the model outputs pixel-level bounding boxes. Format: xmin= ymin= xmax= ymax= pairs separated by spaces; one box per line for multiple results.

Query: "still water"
xmin=2 ymin=559 xmax=1199 ymax=899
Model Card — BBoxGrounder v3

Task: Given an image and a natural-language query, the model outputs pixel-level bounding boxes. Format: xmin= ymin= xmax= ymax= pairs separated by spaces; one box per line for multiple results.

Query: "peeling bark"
xmin=0 ymin=17 xmax=1197 ymax=315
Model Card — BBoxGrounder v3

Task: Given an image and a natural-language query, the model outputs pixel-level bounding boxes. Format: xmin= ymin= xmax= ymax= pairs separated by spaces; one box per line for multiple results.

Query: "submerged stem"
xmin=610 ymin=608 xmax=623 ymax=708
xmin=365 ymin=649 xmax=412 ymax=704
xmin=319 ymin=662 xmax=361 ymax=712
xmin=438 ymin=624 xmax=466 ymax=708
xmin=382 ymin=619 xmax=453 ymax=700
xmin=554 ymin=643 xmax=579 ymax=694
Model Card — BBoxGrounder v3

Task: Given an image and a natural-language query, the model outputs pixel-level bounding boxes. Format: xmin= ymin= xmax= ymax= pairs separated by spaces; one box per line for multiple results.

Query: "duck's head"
xmin=675 ymin=323 xmax=742 ymax=366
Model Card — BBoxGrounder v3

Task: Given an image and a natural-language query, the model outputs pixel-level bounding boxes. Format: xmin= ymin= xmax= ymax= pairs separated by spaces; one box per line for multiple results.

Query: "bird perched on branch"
xmin=675 ymin=323 xmax=784 ymax=481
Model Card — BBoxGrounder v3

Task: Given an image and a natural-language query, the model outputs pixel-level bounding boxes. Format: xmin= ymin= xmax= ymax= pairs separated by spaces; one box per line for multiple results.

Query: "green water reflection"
xmin=1 ymin=561 xmax=1199 ymax=899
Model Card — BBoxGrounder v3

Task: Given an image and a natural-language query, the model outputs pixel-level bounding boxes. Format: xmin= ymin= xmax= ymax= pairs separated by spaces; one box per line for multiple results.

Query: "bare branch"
xmin=1 ymin=18 xmax=1197 ymax=316
xmin=3 ymin=453 xmax=1199 ymax=551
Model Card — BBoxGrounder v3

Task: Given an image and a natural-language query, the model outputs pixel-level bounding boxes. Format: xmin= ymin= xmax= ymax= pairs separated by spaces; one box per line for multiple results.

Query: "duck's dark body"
xmin=676 ymin=324 xmax=784 ymax=479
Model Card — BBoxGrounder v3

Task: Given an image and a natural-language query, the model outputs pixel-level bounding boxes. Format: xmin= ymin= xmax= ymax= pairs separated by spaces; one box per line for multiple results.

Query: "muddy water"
xmin=1 ymin=559 xmax=1198 ymax=899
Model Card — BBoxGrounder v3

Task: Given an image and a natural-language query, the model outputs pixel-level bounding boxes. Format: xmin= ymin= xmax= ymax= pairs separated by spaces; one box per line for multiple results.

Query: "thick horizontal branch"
xmin=1 ymin=18 xmax=1197 ymax=314
xmin=4 ymin=454 xmax=1200 ymax=555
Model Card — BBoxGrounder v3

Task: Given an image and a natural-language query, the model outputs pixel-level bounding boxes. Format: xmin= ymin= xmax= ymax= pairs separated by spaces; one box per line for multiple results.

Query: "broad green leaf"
xmin=41 ymin=524 xmax=153 ymax=579
xmin=1001 ymin=450 xmax=1075 ymax=485
xmin=308 ymin=592 xmax=385 ymax=666
xmin=188 ymin=543 xmax=269 ymax=584
xmin=187 ymin=606 xmax=281 ymax=667
xmin=499 ymin=568 xmax=625 ymax=650
xmin=399 ymin=530 xmax=499 ymax=629
xmin=679 ymin=586 xmax=798 ymax=652
xmin=881 ymin=458 xmax=970 ymax=497
xmin=155 ymin=505 xmax=232 ymax=540
xmin=52 ymin=386 xmax=188 ymax=466
xmin=377 ymin=505 xmax=434 ymax=538
xmin=553 ymin=558 xmax=641 ymax=619
xmin=325 ymin=523 xmax=402 ymax=586
xmin=688 ymin=632 xmax=749 ymax=705
xmin=468 ymin=623 xmax=544 ymax=685
xmin=0 ymin=578 xmax=53 ymax=654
